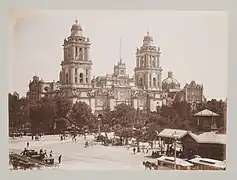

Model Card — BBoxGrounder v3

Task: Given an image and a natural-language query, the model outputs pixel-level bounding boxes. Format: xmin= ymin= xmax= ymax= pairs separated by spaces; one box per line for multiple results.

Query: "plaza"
xmin=9 ymin=134 xmax=161 ymax=171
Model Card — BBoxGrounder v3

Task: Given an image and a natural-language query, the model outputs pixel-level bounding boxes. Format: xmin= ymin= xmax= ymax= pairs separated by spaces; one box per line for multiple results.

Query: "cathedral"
xmin=27 ymin=20 xmax=205 ymax=114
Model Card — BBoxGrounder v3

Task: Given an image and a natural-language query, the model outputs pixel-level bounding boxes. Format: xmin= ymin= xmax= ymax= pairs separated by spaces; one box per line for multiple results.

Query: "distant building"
xmin=183 ymin=81 xmax=205 ymax=104
xmin=27 ymin=76 xmax=60 ymax=107
xmin=27 ymin=20 xmax=205 ymax=113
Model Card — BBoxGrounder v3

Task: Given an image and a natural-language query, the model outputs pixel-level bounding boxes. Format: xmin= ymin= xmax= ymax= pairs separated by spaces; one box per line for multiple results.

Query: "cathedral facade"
xmin=27 ymin=20 xmax=205 ymax=114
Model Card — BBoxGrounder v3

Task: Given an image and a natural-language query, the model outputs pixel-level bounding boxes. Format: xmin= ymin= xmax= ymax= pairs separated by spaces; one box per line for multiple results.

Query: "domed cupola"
xmin=162 ymin=71 xmax=180 ymax=92
xmin=70 ymin=20 xmax=83 ymax=37
xmin=32 ymin=75 xmax=40 ymax=82
xmin=142 ymin=32 xmax=154 ymax=47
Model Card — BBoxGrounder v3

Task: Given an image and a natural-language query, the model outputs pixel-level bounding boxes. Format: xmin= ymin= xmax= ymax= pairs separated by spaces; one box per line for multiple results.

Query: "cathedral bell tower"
xmin=134 ymin=32 xmax=162 ymax=90
xmin=59 ymin=20 xmax=92 ymax=89
xmin=113 ymin=38 xmax=127 ymax=77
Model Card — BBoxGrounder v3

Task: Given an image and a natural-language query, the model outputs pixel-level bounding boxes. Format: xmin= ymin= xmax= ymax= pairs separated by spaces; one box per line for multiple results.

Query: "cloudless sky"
xmin=8 ymin=10 xmax=228 ymax=100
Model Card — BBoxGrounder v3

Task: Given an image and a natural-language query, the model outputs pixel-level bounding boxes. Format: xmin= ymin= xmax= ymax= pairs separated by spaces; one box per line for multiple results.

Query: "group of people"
xmin=60 ymin=135 xmax=66 ymax=141
xmin=31 ymin=134 xmax=42 ymax=141
xmin=39 ymin=149 xmax=53 ymax=158
xmin=24 ymin=141 xmax=63 ymax=164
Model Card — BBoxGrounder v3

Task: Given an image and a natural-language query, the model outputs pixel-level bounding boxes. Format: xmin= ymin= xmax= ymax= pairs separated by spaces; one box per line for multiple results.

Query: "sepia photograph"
xmin=8 ymin=9 xmax=227 ymax=171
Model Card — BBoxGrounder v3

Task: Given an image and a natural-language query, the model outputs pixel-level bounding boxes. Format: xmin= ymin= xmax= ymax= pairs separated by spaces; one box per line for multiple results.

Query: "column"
xmin=156 ymin=56 xmax=159 ymax=67
xmin=90 ymin=97 xmax=96 ymax=113
xmin=109 ymin=98 xmax=115 ymax=111
xmin=136 ymin=56 xmax=139 ymax=67
xmin=132 ymin=98 xmax=138 ymax=110
xmin=150 ymin=99 xmax=156 ymax=112
xmin=72 ymin=46 xmax=75 ymax=60
xmin=86 ymin=47 xmax=90 ymax=61
xmin=71 ymin=68 xmax=74 ymax=84
xmin=153 ymin=56 xmax=156 ymax=67
xmin=84 ymin=47 xmax=87 ymax=61
xmin=82 ymin=48 xmax=85 ymax=61
xmin=86 ymin=69 xmax=90 ymax=84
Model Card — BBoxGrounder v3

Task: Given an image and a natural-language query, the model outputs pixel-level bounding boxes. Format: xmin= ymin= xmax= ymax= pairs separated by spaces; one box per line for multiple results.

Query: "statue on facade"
xmin=79 ymin=52 xmax=83 ymax=61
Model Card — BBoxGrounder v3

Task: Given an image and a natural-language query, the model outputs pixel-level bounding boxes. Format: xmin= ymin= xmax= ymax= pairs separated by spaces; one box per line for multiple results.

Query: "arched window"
xmin=65 ymin=73 xmax=69 ymax=84
xmin=75 ymin=77 xmax=78 ymax=83
xmin=75 ymin=68 xmax=78 ymax=75
xmin=153 ymin=78 xmax=156 ymax=87
xmin=86 ymin=78 xmax=88 ymax=83
xmin=79 ymin=73 xmax=83 ymax=83
xmin=86 ymin=69 xmax=88 ymax=75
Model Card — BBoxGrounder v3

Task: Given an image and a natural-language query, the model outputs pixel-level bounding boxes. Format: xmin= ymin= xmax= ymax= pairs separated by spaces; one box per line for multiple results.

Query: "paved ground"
xmin=9 ymin=135 xmax=165 ymax=171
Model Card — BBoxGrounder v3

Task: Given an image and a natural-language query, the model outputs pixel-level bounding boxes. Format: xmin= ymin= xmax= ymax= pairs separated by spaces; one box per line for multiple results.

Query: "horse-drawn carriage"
xmin=9 ymin=148 xmax=57 ymax=170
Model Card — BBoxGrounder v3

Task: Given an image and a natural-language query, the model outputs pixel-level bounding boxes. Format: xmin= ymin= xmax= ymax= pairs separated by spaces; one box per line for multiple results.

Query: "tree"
xmin=71 ymin=101 xmax=94 ymax=128
xmin=9 ymin=93 xmax=29 ymax=133
xmin=113 ymin=103 xmax=136 ymax=127
xmin=55 ymin=118 xmax=70 ymax=132
xmin=54 ymin=95 xmax=72 ymax=119
xmin=206 ymin=99 xmax=226 ymax=132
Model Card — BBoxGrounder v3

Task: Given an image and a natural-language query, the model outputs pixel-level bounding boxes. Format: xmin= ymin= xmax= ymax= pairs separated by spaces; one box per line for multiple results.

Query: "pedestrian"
xmin=146 ymin=148 xmax=149 ymax=153
xmin=31 ymin=135 xmax=34 ymax=141
xmin=133 ymin=147 xmax=136 ymax=154
xmin=58 ymin=155 xmax=62 ymax=164
xmin=44 ymin=149 xmax=47 ymax=157
xmin=39 ymin=149 xmax=43 ymax=154
xmin=49 ymin=150 xmax=52 ymax=158
xmin=26 ymin=142 xmax=29 ymax=148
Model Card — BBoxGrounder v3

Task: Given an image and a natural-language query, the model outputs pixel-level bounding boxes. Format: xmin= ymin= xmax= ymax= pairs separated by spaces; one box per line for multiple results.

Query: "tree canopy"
xmin=8 ymin=91 xmax=227 ymax=135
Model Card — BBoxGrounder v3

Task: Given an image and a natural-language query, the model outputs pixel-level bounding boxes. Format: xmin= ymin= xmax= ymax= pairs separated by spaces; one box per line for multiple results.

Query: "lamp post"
xmin=172 ymin=132 xmax=178 ymax=170
xmin=98 ymin=117 xmax=101 ymax=135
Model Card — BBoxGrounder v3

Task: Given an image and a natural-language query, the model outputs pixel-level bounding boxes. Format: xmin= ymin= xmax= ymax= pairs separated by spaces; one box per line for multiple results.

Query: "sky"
xmin=8 ymin=9 xmax=228 ymax=100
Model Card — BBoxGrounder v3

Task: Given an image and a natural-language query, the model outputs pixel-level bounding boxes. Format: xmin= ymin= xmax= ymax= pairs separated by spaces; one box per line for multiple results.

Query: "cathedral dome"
xmin=162 ymin=71 xmax=180 ymax=91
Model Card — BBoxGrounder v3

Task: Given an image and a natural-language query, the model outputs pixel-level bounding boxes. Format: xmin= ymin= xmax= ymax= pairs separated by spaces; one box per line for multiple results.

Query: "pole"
xmin=174 ymin=137 xmax=177 ymax=170
xmin=98 ymin=118 xmax=101 ymax=135
xmin=119 ymin=38 xmax=123 ymax=64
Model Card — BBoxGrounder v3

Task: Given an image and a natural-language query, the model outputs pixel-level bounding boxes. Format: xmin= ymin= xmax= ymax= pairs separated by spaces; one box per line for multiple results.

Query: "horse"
xmin=143 ymin=161 xmax=158 ymax=170
xmin=142 ymin=161 xmax=152 ymax=170
xmin=150 ymin=162 xmax=158 ymax=170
